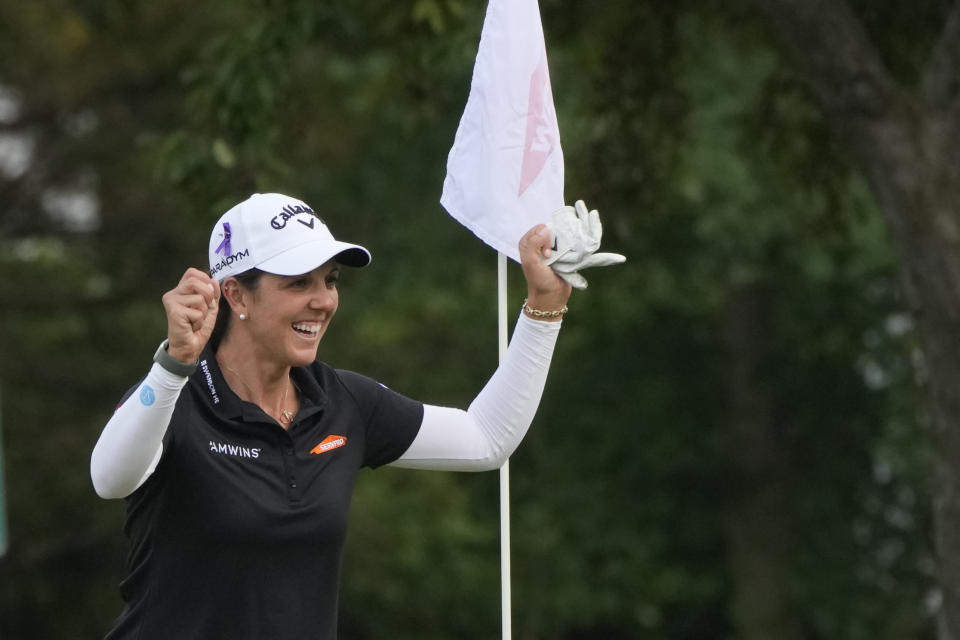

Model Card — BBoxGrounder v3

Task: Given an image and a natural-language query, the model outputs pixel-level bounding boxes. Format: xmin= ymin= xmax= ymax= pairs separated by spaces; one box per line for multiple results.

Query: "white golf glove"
xmin=544 ymin=200 xmax=626 ymax=289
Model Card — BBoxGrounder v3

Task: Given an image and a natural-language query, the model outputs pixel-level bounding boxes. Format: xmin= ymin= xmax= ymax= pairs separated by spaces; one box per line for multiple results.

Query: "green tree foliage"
xmin=0 ymin=1 xmax=935 ymax=639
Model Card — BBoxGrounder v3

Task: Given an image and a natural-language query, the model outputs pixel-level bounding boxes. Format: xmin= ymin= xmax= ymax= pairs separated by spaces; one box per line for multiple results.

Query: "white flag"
xmin=441 ymin=0 xmax=564 ymax=262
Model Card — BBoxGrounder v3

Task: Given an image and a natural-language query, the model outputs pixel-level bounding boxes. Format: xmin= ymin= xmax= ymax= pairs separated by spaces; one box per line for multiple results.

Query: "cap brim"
xmin=256 ymin=240 xmax=371 ymax=276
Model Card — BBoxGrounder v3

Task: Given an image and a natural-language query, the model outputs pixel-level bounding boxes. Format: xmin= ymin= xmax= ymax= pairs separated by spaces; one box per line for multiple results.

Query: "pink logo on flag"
xmin=518 ymin=57 xmax=556 ymax=196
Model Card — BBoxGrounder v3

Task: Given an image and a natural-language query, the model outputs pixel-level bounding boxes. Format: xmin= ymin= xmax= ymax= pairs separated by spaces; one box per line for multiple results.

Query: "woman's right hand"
xmin=161 ymin=268 xmax=221 ymax=363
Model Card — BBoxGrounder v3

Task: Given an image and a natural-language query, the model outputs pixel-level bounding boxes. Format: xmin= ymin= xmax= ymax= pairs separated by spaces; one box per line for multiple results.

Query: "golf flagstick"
xmin=497 ymin=252 xmax=511 ymax=638
xmin=440 ymin=1 xmax=564 ymax=636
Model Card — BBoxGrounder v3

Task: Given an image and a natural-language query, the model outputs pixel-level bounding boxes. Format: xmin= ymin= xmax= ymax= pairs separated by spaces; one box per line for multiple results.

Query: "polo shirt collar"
xmin=194 ymin=346 xmax=328 ymax=425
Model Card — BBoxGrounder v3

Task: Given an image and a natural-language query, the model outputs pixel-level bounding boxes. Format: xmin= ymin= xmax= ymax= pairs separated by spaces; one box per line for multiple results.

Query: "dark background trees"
xmin=0 ymin=1 xmax=945 ymax=638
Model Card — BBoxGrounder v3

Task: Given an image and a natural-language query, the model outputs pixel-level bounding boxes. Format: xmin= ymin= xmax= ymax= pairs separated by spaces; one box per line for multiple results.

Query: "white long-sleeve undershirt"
xmin=90 ymin=364 xmax=187 ymax=499
xmin=390 ymin=313 xmax=559 ymax=471
xmin=90 ymin=313 xmax=561 ymax=499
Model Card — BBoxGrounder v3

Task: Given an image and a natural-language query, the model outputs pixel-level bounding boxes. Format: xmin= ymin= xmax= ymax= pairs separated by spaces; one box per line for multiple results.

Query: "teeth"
xmin=293 ymin=322 xmax=321 ymax=335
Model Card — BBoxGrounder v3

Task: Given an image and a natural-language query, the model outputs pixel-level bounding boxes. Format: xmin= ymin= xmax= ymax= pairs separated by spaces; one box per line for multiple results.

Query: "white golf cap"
xmin=208 ymin=193 xmax=371 ymax=280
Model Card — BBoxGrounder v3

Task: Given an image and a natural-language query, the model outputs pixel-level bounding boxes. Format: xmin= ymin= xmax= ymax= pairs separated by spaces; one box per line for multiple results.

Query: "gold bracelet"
xmin=522 ymin=298 xmax=568 ymax=318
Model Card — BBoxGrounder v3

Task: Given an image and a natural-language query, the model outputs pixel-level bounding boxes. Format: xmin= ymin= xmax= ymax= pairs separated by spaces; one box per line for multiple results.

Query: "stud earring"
xmin=239 ymin=314 xmax=246 ymax=320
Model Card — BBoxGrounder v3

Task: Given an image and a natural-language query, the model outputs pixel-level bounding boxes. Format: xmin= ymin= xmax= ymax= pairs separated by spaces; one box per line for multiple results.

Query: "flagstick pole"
xmin=0 ymin=382 xmax=7 ymax=558
xmin=497 ymin=251 xmax=512 ymax=640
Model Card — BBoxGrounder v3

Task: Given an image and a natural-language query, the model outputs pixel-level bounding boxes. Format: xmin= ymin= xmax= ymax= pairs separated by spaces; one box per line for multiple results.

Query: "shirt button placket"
xmin=280 ymin=439 xmax=300 ymax=502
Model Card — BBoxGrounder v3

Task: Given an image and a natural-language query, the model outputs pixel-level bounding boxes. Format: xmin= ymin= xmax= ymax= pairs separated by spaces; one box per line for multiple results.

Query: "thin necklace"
xmin=222 ymin=364 xmax=296 ymax=425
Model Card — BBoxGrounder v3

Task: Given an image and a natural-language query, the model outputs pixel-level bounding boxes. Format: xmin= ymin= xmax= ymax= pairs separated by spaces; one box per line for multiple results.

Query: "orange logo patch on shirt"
xmin=310 ymin=435 xmax=347 ymax=455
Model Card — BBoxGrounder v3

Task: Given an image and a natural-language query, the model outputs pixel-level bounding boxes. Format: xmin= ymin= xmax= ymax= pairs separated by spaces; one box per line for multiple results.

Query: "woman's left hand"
xmin=518 ymin=224 xmax=572 ymax=319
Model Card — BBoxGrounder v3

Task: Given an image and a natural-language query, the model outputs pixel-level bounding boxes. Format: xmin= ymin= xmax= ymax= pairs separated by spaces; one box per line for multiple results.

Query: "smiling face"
xmin=224 ymin=262 xmax=340 ymax=368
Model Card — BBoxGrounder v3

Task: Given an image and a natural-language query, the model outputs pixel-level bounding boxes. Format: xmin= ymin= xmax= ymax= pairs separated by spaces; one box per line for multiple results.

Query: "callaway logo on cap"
xmin=208 ymin=193 xmax=371 ymax=280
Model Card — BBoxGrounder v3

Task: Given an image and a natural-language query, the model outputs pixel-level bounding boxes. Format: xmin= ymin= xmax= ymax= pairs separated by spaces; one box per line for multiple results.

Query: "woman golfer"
xmin=91 ymin=192 xmax=573 ymax=639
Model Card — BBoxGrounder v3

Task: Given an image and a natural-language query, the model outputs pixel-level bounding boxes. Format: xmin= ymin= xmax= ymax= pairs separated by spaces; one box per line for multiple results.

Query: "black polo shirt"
xmin=104 ymin=348 xmax=424 ymax=640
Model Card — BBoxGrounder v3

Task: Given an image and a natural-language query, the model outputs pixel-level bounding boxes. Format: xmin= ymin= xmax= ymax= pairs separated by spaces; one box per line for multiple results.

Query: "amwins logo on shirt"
xmin=310 ymin=435 xmax=347 ymax=455
xmin=209 ymin=441 xmax=261 ymax=459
